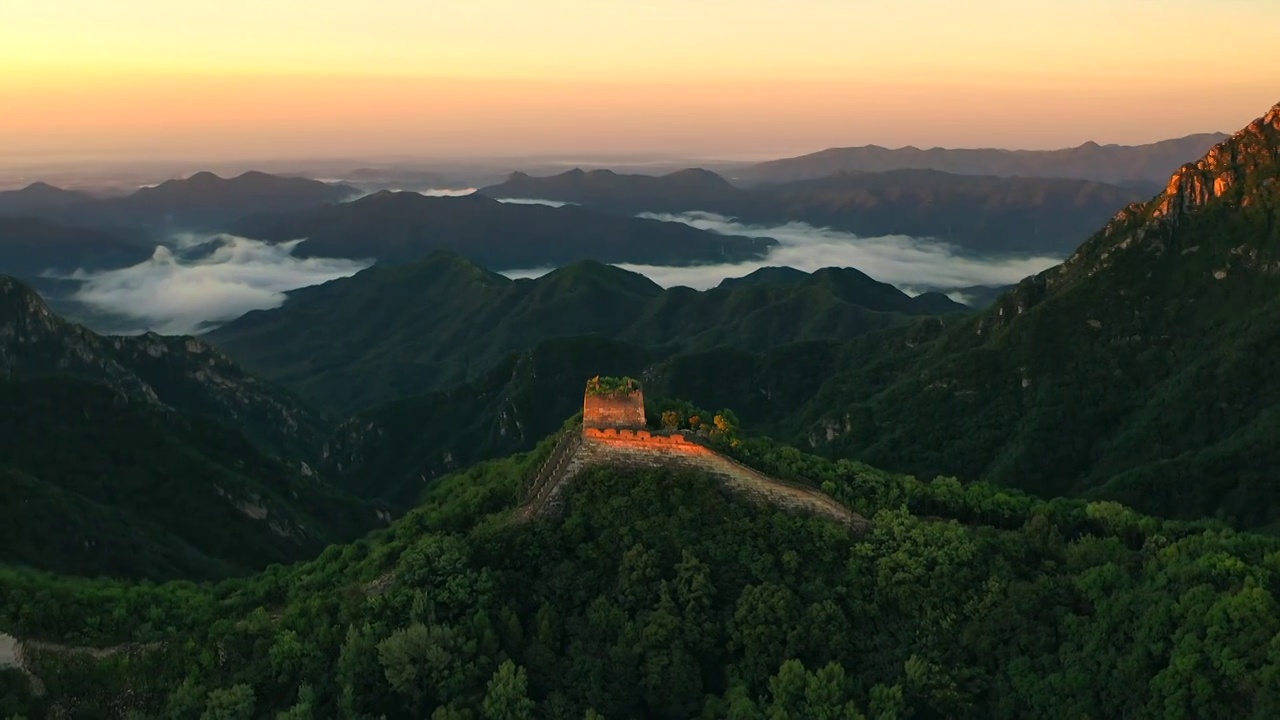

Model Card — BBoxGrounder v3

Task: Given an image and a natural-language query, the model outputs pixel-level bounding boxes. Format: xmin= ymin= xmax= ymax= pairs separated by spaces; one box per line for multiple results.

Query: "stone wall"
xmin=582 ymin=389 xmax=646 ymax=430
xmin=519 ymin=426 xmax=869 ymax=531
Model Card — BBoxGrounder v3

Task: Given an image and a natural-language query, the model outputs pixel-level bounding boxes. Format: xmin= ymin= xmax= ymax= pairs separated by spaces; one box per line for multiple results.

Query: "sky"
xmin=3 ymin=0 xmax=1278 ymax=162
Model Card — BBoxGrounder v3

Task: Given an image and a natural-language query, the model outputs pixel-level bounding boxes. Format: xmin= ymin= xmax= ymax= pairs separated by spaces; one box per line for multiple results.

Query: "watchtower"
xmin=582 ymin=376 xmax=645 ymax=430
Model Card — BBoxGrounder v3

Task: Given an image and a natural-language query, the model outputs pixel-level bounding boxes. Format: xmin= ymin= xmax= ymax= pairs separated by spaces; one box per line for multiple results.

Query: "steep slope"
xmin=0 ymin=217 xmax=153 ymax=280
xmin=773 ymin=101 xmax=1280 ymax=528
xmin=232 ymin=190 xmax=776 ymax=268
xmin=483 ymin=166 xmax=1151 ymax=255
xmin=737 ymin=132 xmax=1229 ymax=184
xmin=0 ymin=275 xmax=331 ymax=461
xmin=2 ymin=423 xmax=1274 ymax=719
xmin=0 ymin=375 xmax=384 ymax=580
xmin=206 ymin=253 xmax=964 ymax=413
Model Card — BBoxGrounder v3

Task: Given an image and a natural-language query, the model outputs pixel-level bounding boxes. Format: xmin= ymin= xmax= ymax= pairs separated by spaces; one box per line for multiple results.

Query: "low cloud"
xmin=494 ymin=197 xmax=575 ymax=207
xmin=55 ymin=234 xmax=372 ymax=335
xmin=505 ymin=211 xmax=1061 ymax=292
xmin=416 ymin=188 xmax=478 ymax=197
xmin=340 ymin=187 xmax=479 ymax=202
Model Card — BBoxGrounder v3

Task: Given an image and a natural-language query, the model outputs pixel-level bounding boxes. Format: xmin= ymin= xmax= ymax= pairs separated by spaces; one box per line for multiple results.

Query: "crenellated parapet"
xmin=513 ymin=378 xmax=870 ymax=531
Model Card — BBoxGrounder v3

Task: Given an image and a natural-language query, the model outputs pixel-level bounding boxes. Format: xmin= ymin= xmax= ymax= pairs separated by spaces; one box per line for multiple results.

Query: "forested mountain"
xmin=0 ymin=276 xmax=388 ymax=579
xmin=206 ymin=253 xmax=964 ymax=413
xmin=735 ymin=131 xmax=1229 ymax=184
xmin=0 ymin=217 xmax=153 ymax=280
xmin=230 ymin=190 xmax=776 ymax=268
xmin=327 ymin=100 xmax=1280 ymax=530
xmin=0 ymin=376 xmax=382 ymax=580
xmin=0 ymin=172 xmax=357 ymax=236
xmin=3 ymin=421 xmax=1277 ymax=719
xmin=482 ymin=166 xmax=1152 ymax=255
xmin=671 ymin=100 xmax=1280 ymax=529
xmin=1 ymin=275 xmax=331 ymax=460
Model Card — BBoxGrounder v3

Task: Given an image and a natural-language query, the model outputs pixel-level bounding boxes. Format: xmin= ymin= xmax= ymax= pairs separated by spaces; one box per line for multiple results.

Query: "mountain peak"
xmin=19 ymin=181 xmax=61 ymax=194
xmin=0 ymin=274 xmax=52 ymax=319
xmin=984 ymin=98 xmax=1280 ymax=329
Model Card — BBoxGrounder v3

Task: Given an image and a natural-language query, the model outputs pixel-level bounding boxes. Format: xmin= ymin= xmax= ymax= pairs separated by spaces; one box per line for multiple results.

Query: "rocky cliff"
xmin=0 ymin=275 xmax=330 ymax=460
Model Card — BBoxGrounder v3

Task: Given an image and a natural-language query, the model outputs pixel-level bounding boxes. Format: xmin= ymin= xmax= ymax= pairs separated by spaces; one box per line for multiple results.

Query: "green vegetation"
xmin=206 ymin=254 xmax=962 ymax=414
xmin=0 ymin=376 xmax=384 ymax=580
xmin=1 ymin=427 xmax=1277 ymax=719
xmin=0 ymin=275 xmax=332 ymax=464
xmin=584 ymin=375 xmax=639 ymax=396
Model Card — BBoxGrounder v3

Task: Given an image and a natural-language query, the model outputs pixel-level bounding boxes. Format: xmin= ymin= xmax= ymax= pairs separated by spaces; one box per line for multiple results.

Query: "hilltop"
xmin=1 ymin=405 xmax=1274 ymax=718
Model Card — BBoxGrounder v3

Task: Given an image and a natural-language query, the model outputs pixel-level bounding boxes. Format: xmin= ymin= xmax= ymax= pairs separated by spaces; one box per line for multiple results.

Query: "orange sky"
xmin=3 ymin=0 xmax=1278 ymax=162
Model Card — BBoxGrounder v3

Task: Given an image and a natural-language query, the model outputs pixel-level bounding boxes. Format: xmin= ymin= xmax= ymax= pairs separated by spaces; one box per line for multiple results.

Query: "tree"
xmin=200 ymin=684 xmax=255 ymax=720
xmin=165 ymin=677 xmax=206 ymax=720
xmin=482 ymin=660 xmax=535 ymax=720
xmin=275 ymin=685 xmax=317 ymax=720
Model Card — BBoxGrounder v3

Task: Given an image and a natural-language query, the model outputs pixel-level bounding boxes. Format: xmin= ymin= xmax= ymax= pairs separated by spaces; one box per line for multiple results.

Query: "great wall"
xmin=515 ymin=378 xmax=868 ymax=530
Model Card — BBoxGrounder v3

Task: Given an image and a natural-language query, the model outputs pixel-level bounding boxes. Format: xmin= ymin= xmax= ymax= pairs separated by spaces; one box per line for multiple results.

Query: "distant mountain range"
xmin=205 ymin=252 xmax=965 ymax=413
xmin=0 ymin=217 xmax=153 ymax=279
xmin=482 ymin=167 xmax=1155 ymax=255
xmin=251 ymin=100 xmax=1280 ymax=529
xmin=230 ymin=190 xmax=777 ymax=268
xmin=656 ymin=101 xmax=1280 ymax=529
xmin=0 ymin=171 xmax=358 ymax=235
xmin=732 ymin=132 xmax=1229 ymax=185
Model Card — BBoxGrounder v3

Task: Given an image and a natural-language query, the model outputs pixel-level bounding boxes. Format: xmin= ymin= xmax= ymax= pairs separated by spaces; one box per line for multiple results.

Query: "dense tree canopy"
xmin=3 ymin=427 xmax=1278 ymax=719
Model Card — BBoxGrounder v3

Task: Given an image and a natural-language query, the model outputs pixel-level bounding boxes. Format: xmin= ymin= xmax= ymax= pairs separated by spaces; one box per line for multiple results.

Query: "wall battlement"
xmin=582 ymin=427 xmax=701 ymax=448
xmin=513 ymin=378 xmax=870 ymax=530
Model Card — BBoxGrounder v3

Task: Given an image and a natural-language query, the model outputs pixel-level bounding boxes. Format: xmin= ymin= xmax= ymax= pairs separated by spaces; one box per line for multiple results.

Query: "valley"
xmin=0 ymin=19 xmax=1276 ymax=713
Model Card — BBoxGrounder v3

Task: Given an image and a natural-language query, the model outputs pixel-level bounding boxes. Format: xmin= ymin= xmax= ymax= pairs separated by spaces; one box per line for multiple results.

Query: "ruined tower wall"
xmin=582 ymin=390 xmax=646 ymax=430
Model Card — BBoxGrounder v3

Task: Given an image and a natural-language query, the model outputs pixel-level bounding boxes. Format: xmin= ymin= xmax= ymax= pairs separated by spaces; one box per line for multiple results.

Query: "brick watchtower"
xmin=582 ymin=376 xmax=645 ymax=430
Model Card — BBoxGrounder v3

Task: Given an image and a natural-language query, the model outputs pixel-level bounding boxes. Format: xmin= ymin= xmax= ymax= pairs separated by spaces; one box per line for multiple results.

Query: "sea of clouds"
xmin=53 ymin=205 xmax=1062 ymax=336
xmin=55 ymin=233 xmax=371 ymax=335
xmin=503 ymin=211 xmax=1062 ymax=298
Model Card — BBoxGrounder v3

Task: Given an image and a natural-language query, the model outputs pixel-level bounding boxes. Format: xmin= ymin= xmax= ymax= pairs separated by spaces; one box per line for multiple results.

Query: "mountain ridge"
xmin=735 ymin=131 xmax=1230 ymax=185
xmin=482 ymin=165 xmax=1156 ymax=255
xmin=1 ymin=275 xmax=332 ymax=461
xmin=205 ymin=253 xmax=965 ymax=413
xmin=231 ymin=189 xmax=777 ymax=268
xmin=741 ymin=99 xmax=1280 ymax=528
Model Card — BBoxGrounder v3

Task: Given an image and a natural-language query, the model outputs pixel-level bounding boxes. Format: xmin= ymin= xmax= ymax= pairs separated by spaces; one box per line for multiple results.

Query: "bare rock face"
xmin=0 ymin=274 xmax=330 ymax=460
xmin=975 ymin=98 xmax=1280 ymax=333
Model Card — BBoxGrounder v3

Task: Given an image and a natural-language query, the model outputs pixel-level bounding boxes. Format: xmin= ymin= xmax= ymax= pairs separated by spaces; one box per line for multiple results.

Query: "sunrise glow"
xmin=3 ymin=0 xmax=1278 ymax=161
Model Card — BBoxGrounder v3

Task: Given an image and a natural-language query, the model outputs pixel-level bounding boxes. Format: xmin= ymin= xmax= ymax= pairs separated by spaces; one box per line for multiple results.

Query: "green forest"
xmin=3 ymin=423 xmax=1279 ymax=719
xmin=3 ymin=97 xmax=1279 ymax=720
